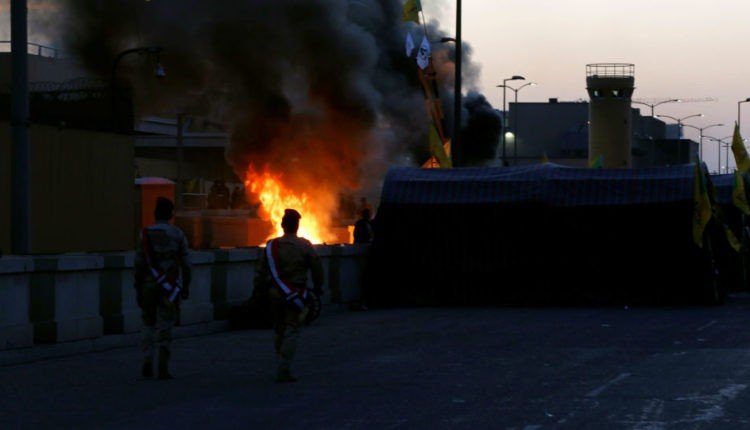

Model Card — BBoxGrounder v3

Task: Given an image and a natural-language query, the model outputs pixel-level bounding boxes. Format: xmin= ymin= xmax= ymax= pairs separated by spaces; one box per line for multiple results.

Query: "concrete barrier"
xmin=100 ymin=253 xmax=139 ymax=334
xmin=339 ymin=244 xmax=368 ymax=303
xmin=30 ymin=255 xmax=104 ymax=343
xmin=0 ymin=257 xmax=34 ymax=350
xmin=179 ymin=251 xmax=215 ymax=325
xmin=211 ymin=248 xmax=258 ymax=319
xmin=0 ymin=245 xmax=366 ymax=351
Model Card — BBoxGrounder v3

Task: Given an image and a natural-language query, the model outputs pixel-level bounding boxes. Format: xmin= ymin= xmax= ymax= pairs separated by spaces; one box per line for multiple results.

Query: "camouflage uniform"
xmin=255 ymin=234 xmax=324 ymax=381
xmin=134 ymin=220 xmax=192 ymax=379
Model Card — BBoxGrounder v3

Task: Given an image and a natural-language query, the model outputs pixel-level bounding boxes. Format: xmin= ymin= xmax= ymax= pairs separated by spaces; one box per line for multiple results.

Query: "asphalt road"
xmin=4 ymin=295 xmax=750 ymax=429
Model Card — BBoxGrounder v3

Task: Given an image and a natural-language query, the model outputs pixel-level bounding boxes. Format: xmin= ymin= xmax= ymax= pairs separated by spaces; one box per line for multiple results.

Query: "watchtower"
xmin=586 ymin=63 xmax=635 ymax=168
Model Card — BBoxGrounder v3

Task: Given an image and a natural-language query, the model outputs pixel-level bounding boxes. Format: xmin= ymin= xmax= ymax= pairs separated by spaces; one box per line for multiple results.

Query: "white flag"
xmin=405 ymin=32 xmax=415 ymax=57
xmin=416 ymin=36 xmax=431 ymax=70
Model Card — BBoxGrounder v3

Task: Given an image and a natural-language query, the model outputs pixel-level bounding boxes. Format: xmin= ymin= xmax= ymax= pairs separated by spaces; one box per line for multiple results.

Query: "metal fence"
xmin=0 ymin=41 xmax=64 ymax=58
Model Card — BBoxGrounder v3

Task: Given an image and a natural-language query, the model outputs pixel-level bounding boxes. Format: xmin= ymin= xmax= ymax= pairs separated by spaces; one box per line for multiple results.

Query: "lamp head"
xmin=511 ymin=75 xmax=525 ymax=81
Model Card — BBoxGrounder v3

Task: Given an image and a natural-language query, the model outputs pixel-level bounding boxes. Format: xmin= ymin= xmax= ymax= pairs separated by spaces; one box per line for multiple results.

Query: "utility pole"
xmin=11 ymin=0 xmax=30 ymax=254
xmin=452 ymin=0 xmax=462 ymax=167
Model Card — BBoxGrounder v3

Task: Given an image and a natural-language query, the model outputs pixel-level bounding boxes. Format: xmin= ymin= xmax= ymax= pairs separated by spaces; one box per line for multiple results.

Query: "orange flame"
xmin=245 ymin=167 xmax=329 ymax=244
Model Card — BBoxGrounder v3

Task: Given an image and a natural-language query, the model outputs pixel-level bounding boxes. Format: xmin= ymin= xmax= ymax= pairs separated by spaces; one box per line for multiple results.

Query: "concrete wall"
xmin=0 ymin=257 xmax=34 ymax=349
xmin=0 ymin=122 xmax=135 ymax=254
xmin=0 ymin=245 xmax=367 ymax=350
xmin=0 ymin=122 xmax=9 ymax=254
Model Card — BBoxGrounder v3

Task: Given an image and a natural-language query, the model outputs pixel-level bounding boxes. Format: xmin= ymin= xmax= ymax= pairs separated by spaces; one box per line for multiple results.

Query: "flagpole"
xmin=419 ymin=10 xmax=429 ymax=40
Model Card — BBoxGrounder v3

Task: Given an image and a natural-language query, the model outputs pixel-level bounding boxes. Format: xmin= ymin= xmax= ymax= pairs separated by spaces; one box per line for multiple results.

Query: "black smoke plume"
xmin=56 ymin=0 xmax=500 ymax=200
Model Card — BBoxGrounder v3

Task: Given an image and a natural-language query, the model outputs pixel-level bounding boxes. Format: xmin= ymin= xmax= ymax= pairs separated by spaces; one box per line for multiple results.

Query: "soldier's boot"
xmin=141 ymin=358 xmax=154 ymax=378
xmin=274 ymin=370 xmax=297 ymax=383
xmin=275 ymin=361 xmax=297 ymax=383
xmin=157 ymin=346 xmax=173 ymax=380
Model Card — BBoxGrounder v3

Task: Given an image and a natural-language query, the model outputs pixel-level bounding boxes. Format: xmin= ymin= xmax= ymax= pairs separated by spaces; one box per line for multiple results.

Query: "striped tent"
xmin=382 ymin=163 xmax=696 ymax=207
xmin=366 ymin=163 xmax=723 ymax=307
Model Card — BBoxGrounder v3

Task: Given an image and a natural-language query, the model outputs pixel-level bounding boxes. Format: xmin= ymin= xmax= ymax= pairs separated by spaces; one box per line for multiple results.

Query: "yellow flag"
xmin=731 ymin=123 xmax=750 ymax=173
xmin=428 ymin=123 xmax=452 ymax=168
xmin=541 ymin=152 xmax=550 ymax=164
xmin=733 ymin=171 xmax=750 ymax=215
xmin=693 ymin=162 xmax=713 ymax=247
xmin=402 ymin=0 xmax=422 ymax=24
xmin=724 ymin=224 xmax=743 ymax=252
xmin=589 ymin=154 xmax=603 ymax=169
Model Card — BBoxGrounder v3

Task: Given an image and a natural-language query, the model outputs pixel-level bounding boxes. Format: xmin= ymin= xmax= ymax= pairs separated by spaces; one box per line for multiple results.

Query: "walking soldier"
xmin=134 ymin=197 xmax=192 ymax=379
xmin=255 ymin=209 xmax=325 ymax=382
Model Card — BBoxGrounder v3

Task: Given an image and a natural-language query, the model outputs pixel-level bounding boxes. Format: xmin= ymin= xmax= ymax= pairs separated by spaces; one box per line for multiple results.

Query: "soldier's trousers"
xmin=270 ymin=288 xmax=302 ymax=375
xmin=140 ymin=285 xmax=177 ymax=362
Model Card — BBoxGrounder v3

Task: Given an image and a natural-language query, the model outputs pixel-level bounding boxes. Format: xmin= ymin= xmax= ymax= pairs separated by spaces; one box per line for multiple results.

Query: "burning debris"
xmin=50 ymin=0 xmax=500 ymax=242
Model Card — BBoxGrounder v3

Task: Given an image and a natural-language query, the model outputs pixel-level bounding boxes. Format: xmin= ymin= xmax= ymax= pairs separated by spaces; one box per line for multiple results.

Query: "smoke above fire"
xmin=51 ymin=0 xmax=500 ymax=236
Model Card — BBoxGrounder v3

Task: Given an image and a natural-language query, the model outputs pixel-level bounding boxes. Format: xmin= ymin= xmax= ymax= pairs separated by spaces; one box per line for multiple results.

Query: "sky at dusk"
xmin=427 ymin=0 xmax=750 ymax=172
xmin=2 ymin=0 xmax=749 ymax=171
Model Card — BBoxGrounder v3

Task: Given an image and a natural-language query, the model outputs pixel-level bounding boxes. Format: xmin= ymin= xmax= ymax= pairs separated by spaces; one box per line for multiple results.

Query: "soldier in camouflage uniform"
xmin=134 ymin=197 xmax=192 ymax=380
xmin=255 ymin=209 xmax=324 ymax=382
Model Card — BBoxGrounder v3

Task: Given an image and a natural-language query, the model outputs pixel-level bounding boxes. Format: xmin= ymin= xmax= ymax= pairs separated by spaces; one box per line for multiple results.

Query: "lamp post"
xmin=111 ymin=46 xmax=164 ymax=132
xmin=510 ymin=82 xmax=536 ymax=165
xmin=682 ymin=123 xmax=724 ymax=161
xmin=739 ymin=97 xmax=750 ymax=133
xmin=453 ymin=0 xmax=462 ymax=167
xmin=632 ymin=98 xmax=681 ymax=117
xmin=705 ymin=135 xmax=734 ymax=173
xmin=656 ymin=113 xmax=704 ymax=139
xmin=496 ymin=75 xmax=525 ymax=166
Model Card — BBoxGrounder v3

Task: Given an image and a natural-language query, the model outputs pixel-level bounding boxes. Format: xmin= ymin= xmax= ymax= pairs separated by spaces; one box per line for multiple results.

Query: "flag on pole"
xmin=731 ymin=122 xmax=750 ymax=173
xmin=416 ymin=36 xmax=431 ymax=70
xmin=405 ymin=32 xmax=415 ymax=57
xmin=732 ymin=171 xmax=750 ymax=215
xmin=693 ymin=161 xmax=713 ymax=247
xmin=402 ymin=0 xmax=422 ymax=24
xmin=541 ymin=152 xmax=550 ymax=164
xmin=724 ymin=223 xmax=744 ymax=252
xmin=428 ymin=123 xmax=452 ymax=168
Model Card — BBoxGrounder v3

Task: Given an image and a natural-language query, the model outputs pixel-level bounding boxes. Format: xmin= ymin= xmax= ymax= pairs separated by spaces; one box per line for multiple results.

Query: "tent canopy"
xmin=382 ymin=163 xmax=696 ymax=207
xmin=367 ymin=163 xmax=722 ymax=307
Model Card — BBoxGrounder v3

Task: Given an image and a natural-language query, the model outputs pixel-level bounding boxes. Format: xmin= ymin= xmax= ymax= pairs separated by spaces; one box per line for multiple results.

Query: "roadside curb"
xmin=0 ymin=321 xmax=229 ymax=367
xmin=0 ymin=303 xmax=351 ymax=367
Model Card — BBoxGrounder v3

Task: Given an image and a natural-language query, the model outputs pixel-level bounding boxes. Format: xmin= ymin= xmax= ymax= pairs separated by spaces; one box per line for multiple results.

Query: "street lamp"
xmin=507 ymin=82 xmax=536 ymax=165
xmin=739 ymin=97 xmax=750 ymax=133
xmin=705 ymin=135 xmax=734 ymax=173
xmin=497 ymin=75 xmax=525 ymax=166
xmin=656 ymin=113 xmax=704 ymax=139
xmin=111 ymin=46 xmax=164 ymax=132
xmin=632 ymin=98 xmax=681 ymax=117
xmin=454 ymin=0 xmax=462 ymax=167
xmin=682 ymin=123 xmax=724 ymax=161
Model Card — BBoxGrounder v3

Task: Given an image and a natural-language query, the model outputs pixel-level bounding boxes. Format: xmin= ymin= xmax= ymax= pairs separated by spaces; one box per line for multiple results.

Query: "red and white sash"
xmin=141 ymin=228 xmax=182 ymax=302
xmin=266 ymin=239 xmax=307 ymax=311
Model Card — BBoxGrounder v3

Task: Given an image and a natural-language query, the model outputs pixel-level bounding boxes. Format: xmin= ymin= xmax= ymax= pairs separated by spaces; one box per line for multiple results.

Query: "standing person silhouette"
xmin=134 ymin=197 xmax=192 ymax=379
xmin=254 ymin=209 xmax=325 ymax=382
xmin=353 ymin=208 xmax=374 ymax=244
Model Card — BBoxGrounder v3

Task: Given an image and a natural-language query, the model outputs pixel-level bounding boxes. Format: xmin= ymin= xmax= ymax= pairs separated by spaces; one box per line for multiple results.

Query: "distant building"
xmin=504 ymin=98 xmax=697 ymax=167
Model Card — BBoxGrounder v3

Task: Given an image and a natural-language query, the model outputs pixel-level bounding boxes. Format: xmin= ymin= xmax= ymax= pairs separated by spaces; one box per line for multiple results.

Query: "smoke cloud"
xmin=52 ymin=0 xmax=500 ymax=211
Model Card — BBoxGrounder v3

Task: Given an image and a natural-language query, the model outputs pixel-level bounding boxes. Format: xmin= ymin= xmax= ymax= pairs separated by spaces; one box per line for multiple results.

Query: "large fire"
xmin=245 ymin=167 xmax=331 ymax=244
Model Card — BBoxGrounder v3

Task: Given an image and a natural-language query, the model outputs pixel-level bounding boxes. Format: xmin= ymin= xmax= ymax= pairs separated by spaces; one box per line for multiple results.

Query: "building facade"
xmin=505 ymin=99 xmax=697 ymax=167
